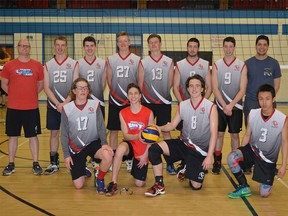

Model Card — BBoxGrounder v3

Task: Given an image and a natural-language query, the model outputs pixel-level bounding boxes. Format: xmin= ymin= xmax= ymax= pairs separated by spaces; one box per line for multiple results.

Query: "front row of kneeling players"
xmin=62 ymin=75 xmax=287 ymax=198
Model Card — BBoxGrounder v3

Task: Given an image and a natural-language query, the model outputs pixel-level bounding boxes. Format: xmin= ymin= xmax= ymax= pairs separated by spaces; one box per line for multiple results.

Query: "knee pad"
xmin=148 ymin=144 xmax=163 ymax=166
xmin=227 ymin=150 xmax=242 ymax=173
xmin=260 ymin=184 xmax=272 ymax=198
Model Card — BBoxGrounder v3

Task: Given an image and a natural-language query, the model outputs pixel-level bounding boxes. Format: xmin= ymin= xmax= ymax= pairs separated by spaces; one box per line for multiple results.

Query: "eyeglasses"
xmin=75 ymin=86 xmax=89 ymax=91
xmin=18 ymin=44 xmax=31 ymax=48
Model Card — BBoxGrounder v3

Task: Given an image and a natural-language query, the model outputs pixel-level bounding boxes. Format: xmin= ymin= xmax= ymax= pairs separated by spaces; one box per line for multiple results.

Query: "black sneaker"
xmin=106 ymin=182 xmax=118 ymax=196
xmin=2 ymin=164 xmax=15 ymax=176
xmin=33 ymin=163 xmax=43 ymax=175
xmin=44 ymin=164 xmax=59 ymax=175
xmin=212 ymin=162 xmax=221 ymax=175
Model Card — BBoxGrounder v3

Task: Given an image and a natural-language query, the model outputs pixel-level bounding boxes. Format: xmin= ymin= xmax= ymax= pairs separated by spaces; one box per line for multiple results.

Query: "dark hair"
xmin=257 ymin=84 xmax=275 ymax=98
xmin=127 ymin=82 xmax=142 ymax=94
xmin=83 ymin=36 xmax=96 ymax=47
xmin=187 ymin=38 xmax=200 ymax=48
xmin=70 ymin=77 xmax=91 ymax=100
xmin=147 ymin=34 xmax=161 ymax=43
xmin=256 ymin=35 xmax=269 ymax=46
xmin=223 ymin=36 xmax=236 ymax=46
xmin=185 ymin=74 xmax=206 ymax=97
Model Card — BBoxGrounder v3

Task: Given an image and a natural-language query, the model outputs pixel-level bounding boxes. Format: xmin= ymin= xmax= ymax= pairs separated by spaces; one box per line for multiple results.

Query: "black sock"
xmin=234 ymin=171 xmax=249 ymax=187
xmin=155 ymin=176 xmax=164 ymax=185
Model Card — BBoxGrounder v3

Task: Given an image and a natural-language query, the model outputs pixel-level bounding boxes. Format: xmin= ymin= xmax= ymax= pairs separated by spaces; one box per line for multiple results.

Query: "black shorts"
xmin=6 ymin=108 xmax=41 ymax=138
xmin=70 ymin=139 xmax=102 ymax=180
xmin=46 ymin=107 xmax=61 ymax=130
xmin=121 ymin=141 xmax=134 ymax=161
xmin=107 ymin=103 xmax=129 ymax=130
xmin=165 ymin=139 xmax=206 ymax=183
xmin=142 ymin=103 xmax=171 ymax=126
xmin=217 ymin=107 xmax=242 ymax=133
xmin=238 ymin=144 xmax=276 ymax=186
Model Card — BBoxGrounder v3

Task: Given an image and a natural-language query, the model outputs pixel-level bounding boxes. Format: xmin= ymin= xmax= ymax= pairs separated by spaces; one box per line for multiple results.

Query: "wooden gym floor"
xmin=0 ymin=102 xmax=288 ymax=216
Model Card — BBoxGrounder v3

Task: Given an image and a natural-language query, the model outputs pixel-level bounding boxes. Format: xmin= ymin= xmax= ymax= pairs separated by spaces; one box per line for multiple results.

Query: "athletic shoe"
xmin=2 ymin=164 xmax=15 ymax=176
xmin=166 ymin=164 xmax=177 ymax=175
xmin=228 ymin=185 xmax=252 ymax=199
xmin=85 ymin=167 xmax=92 ymax=178
xmin=126 ymin=159 xmax=133 ymax=173
xmin=145 ymin=182 xmax=165 ymax=197
xmin=106 ymin=182 xmax=118 ymax=196
xmin=97 ymin=179 xmax=106 ymax=194
xmin=44 ymin=164 xmax=59 ymax=175
xmin=33 ymin=163 xmax=43 ymax=175
xmin=212 ymin=163 xmax=221 ymax=175
xmin=177 ymin=164 xmax=186 ymax=182
xmin=243 ymin=167 xmax=252 ymax=175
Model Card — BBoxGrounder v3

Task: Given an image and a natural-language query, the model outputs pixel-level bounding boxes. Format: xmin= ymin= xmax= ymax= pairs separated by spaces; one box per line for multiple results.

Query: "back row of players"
xmin=2 ymin=32 xmax=286 ymax=199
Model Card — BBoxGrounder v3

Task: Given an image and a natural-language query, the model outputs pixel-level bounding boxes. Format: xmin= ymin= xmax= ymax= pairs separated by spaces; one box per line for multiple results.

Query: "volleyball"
xmin=141 ymin=126 xmax=160 ymax=144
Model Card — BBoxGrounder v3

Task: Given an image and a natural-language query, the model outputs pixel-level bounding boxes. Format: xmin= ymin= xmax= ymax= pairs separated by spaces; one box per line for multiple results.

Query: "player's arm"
xmin=73 ymin=62 xmax=79 ymax=81
xmin=226 ymin=64 xmax=247 ymax=109
xmin=102 ymin=64 xmax=107 ymax=91
xmin=119 ymin=112 xmax=138 ymax=141
xmin=278 ymin=118 xmax=288 ymax=179
xmin=274 ymin=77 xmax=281 ymax=95
xmin=1 ymin=77 xmax=8 ymax=94
xmin=202 ymin=105 xmax=218 ymax=170
xmin=43 ymin=66 xmax=61 ymax=106
xmin=37 ymin=80 xmax=44 ymax=93
xmin=138 ymin=61 xmax=144 ymax=90
xmin=204 ymin=65 xmax=212 ymax=99
xmin=211 ymin=63 xmax=226 ymax=108
xmin=160 ymin=107 xmax=181 ymax=132
xmin=241 ymin=113 xmax=252 ymax=147
xmin=172 ymin=65 xmax=183 ymax=102
xmin=168 ymin=61 xmax=174 ymax=89
xmin=106 ymin=59 xmax=112 ymax=87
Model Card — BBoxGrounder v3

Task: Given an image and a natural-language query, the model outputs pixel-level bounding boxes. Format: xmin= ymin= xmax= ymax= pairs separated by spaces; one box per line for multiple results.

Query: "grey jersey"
xmin=249 ymin=108 xmax=287 ymax=163
xmin=78 ymin=56 xmax=105 ymax=107
xmin=61 ymin=99 xmax=107 ymax=158
xmin=108 ymin=52 xmax=140 ymax=106
xmin=176 ymin=57 xmax=209 ymax=100
xmin=141 ymin=55 xmax=173 ymax=104
xmin=180 ymin=98 xmax=214 ymax=155
xmin=214 ymin=58 xmax=245 ymax=110
xmin=45 ymin=57 xmax=77 ymax=109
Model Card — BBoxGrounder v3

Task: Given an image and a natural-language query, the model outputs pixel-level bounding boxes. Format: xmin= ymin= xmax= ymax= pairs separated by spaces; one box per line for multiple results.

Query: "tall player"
xmin=106 ymin=32 xmax=141 ymax=172
xmin=76 ymin=36 xmax=106 ymax=176
xmin=227 ymin=84 xmax=287 ymax=198
xmin=44 ymin=36 xmax=78 ymax=175
xmin=138 ymin=34 xmax=176 ymax=174
xmin=211 ymin=36 xmax=247 ymax=175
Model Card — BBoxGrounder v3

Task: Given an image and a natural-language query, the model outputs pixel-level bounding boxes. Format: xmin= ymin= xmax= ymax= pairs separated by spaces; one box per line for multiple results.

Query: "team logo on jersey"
xmin=198 ymin=172 xmax=205 ymax=180
xmin=200 ymin=107 xmax=205 ymax=114
xmin=88 ymin=107 xmax=95 ymax=113
xmin=129 ymin=59 xmax=135 ymax=65
xmin=198 ymin=64 xmax=204 ymax=70
xmin=96 ymin=63 xmax=101 ymax=69
xmin=66 ymin=63 xmax=72 ymax=69
xmin=163 ymin=61 xmax=168 ymax=67
xmin=128 ymin=121 xmax=144 ymax=130
xmin=15 ymin=68 xmax=32 ymax=76
xmin=272 ymin=120 xmax=278 ymax=128
xmin=234 ymin=65 xmax=240 ymax=71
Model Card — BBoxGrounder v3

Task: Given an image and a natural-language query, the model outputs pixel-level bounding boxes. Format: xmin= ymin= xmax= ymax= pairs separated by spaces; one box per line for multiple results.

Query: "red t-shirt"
xmin=120 ymin=105 xmax=152 ymax=160
xmin=1 ymin=58 xmax=44 ymax=110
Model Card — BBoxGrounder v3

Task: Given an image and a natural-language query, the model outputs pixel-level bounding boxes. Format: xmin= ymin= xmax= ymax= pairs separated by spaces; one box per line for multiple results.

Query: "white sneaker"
xmin=126 ymin=160 xmax=133 ymax=173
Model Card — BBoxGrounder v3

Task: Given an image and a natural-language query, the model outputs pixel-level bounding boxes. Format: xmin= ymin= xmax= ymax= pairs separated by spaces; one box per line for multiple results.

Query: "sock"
xmin=214 ymin=150 xmax=222 ymax=156
xmin=97 ymin=170 xmax=107 ymax=180
xmin=33 ymin=162 xmax=39 ymax=166
xmin=234 ymin=171 xmax=249 ymax=187
xmin=155 ymin=176 xmax=164 ymax=185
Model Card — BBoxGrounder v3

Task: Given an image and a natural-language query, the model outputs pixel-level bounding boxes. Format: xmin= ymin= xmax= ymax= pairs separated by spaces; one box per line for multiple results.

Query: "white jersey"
xmin=45 ymin=57 xmax=77 ymax=109
xmin=108 ymin=52 xmax=140 ymax=106
xmin=214 ymin=57 xmax=245 ymax=110
xmin=78 ymin=56 xmax=105 ymax=107
xmin=249 ymin=108 xmax=287 ymax=163
xmin=141 ymin=54 xmax=173 ymax=104
xmin=180 ymin=98 xmax=214 ymax=155
xmin=176 ymin=57 xmax=210 ymax=100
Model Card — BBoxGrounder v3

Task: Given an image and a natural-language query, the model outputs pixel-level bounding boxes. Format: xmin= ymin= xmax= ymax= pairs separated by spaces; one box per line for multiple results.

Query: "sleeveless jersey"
xmin=176 ymin=57 xmax=210 ymax=100
xmin=120 ymin=105 xmax=152 ymax=160
xmin=214 ymin=58 xmax=245 ymax=110
xmin=141 ymin=55 xmax=173 ymax=104
xmin=78 ymin=56 xmax=105 ymax=107
xmin=63 ymin=99 xmax=102 ymax=155
xmin=108 ymin=52 xmax=140 ymax=106
xmin=249 ymin=108 xmax=287 ymax=163
xmin=180 ymin=98 xmax=214 ymax=155
xmin=45 ymin=57 xmax=77 ymax=109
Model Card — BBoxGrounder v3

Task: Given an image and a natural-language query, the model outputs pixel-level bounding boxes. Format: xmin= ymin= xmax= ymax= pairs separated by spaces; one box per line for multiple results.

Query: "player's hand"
xmin=136 ymin=154 xmax=147 ymax=169
xmin=223 ymin=104 xmax=232 ymax=116
xmin=56 ymin=103 xmax=64 ymax=113
xmin=277 ymin=166 xmax=286 ymax=179
xmin=202 ymin=155 xmax=213 ymax=170
xmin=64 ymin=156 xmax=73 ymax=170
xmin=101 ymin=144 xmax=114 ymax=156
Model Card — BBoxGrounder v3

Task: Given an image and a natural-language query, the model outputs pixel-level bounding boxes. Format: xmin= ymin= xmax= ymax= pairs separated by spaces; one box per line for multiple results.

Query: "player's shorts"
xmin=6 ymin=108 xmax=41 ymax=138
xmin=107 ymin=103 xmax=129 ymax=130
xmin=131 ymin=157 xmax=149 ymax=181
xmin=120 ymin=141 xmax=134 ymax=161
xmin=142 ymin=103 xmax=171 ymax=126
xmin=217 ymin=106 xmax=242 ymax=133
xmin=165 ymin=139 xmax=206 ymax=183
xmin=46 ymin=107 xmax=61 ymax=130
xmin=238 ymin=144 xmax=276 ymax=186
xmin=70 ymin=139 xmax=102 ymax=180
